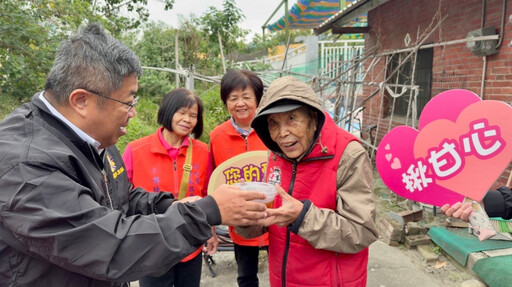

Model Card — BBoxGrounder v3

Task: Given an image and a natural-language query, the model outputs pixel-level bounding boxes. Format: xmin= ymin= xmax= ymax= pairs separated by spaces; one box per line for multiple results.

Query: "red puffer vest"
xmin=209 ymin=120 xmax=269 ymax=246
xmin=129 ymin=131 xmax=209 ymax=198
xmin=266 ymin=116 xmax=369 ymax=287
xmin=128 ymin=131 xmax=209 ymax=262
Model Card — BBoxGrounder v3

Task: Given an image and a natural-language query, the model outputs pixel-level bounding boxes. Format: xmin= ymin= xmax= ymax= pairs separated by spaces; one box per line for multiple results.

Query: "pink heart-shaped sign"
xmin=377 ymin=126 xmax=465 ymax=206
xmin=376 ymin=89 xmax=512 ymax=206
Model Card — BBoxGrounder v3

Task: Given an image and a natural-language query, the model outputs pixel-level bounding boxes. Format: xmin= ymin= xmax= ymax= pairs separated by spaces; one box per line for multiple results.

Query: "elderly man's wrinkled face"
xmin=267 ymin=107 xmax=317 ymax=159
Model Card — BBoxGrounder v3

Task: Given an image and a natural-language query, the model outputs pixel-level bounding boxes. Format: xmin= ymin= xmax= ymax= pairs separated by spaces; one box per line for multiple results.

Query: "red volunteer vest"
xmin=128 ymin=131 xmax=209 ymax=261
xmin=209 ymin=120 xmax=269 ymax=246
xmin=266 ymin=115 xmax=369 ymax=287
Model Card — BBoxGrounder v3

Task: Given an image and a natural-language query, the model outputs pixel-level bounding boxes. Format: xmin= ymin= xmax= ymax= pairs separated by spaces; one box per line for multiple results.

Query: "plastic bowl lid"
xmin=234 ymin=182 xmax=277 ymax=204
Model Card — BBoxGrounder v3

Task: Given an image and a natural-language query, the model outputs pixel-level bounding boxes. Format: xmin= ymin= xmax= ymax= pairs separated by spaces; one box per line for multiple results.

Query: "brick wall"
xmin=362 ymin=0 xmax=512 ymax=187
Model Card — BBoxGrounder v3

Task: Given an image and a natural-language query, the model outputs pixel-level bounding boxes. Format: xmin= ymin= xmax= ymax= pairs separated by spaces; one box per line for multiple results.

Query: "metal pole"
xmin=284 ymin=0 xmax=289 ymax=42
xmin=261 ymin=0 xmax=287 ymax=36
xmin=218 ymin=31 xmax=227 ymax=74
xmin=339 ymin=0 xmax=346 ymax=10
xmin=186 ymin=65 xmax=195 ymax=92
xmin=175 ymin=29 xmax=180 ymax=88
xmin=280 ymin=34 xmax=292 ymax=77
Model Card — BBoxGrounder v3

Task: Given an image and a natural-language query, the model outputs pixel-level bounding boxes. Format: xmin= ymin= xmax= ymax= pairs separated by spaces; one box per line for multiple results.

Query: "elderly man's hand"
xmin=257 ymin=185 xmax=303 ymax=227
xmin=440 ymin=202 xmax=474 ymax=222
xmin=210 ymin=184 xmax=267 ymax=226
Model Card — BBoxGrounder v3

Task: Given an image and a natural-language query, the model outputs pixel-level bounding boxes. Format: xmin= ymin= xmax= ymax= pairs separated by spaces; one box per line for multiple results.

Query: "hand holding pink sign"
xmin=376 ymin=89 xmax=512 ymax=207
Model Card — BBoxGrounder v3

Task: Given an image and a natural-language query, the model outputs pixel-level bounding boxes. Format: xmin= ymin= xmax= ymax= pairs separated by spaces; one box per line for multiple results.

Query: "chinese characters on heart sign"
xmin=402 ymin=119 xmax=505 ymax=193
xmin=223 ymin=162 xmax=268 ymax=185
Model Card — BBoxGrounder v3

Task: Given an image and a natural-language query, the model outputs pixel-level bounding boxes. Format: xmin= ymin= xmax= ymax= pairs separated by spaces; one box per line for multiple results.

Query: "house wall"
xmin=362 ymin=0 xmax=512 ymax=188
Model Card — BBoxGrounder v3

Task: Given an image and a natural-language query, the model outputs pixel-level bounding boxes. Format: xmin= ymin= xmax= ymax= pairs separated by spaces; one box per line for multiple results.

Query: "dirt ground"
xmin=367 ymin=175 xmax=481 ymax=287
xmin=199 ymin=249 xmax=269 ymax=287
xmin=130 ymin=250 xmax=268 ymax=287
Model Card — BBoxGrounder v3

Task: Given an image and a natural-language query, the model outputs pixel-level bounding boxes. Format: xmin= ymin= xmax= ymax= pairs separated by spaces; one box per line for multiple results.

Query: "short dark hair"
xmin=44 ymin=22 xmax=141 ymax=105
xmin=220 ymin=70 xmax=263 ymax=105
xmin=157 ymin=88 xmax=204 ymax=138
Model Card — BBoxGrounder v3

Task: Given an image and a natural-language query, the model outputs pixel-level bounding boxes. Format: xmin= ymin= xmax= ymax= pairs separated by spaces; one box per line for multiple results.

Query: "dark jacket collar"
xmin=31 ymin=92 xmax=105 ymax=169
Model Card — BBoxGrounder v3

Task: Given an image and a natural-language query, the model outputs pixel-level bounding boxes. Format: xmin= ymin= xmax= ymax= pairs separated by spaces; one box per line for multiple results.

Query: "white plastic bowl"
xmin=234 ymin=182 xmax=277 ymax=204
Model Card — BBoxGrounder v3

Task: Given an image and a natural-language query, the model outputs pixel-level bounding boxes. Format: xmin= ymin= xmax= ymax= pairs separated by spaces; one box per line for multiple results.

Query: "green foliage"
xmin=137 ymin=70 xmax=174 ymax=101
xmin=124 ymin=22 xmax=177 ymax=100
xmin=246 ymin=33 xmax=281 ymax=56
xmin=199 ymin=0 xmax=247 ymax=51
xmin=131 ymin=22 xmax=176 ymax=67
xmin=0 ymin=0 xmax=173 ymax=101
xmin=116 ymin=97 xmax=160 ymax=153
xmin=245 ymin=29 xmax=317 ymax=55
xmin=433 ymin=245 xmax=442 ymax=256
xmin=266 ymin=29 xmax=315 ymax=46
xmin=93 ymin=0 xmax=174 ymax=34
xmin=196 ymin=0 xmax=249 ymax=74
xmin=243 ymin=61 xmax=274 ymax=73
xmin=197 ymin=87 xmax=230 ymax=144
xmin=177 ymin=18 xmax=203 ymax=72
xmin=0 ymin=0 xmax=94 ymax=100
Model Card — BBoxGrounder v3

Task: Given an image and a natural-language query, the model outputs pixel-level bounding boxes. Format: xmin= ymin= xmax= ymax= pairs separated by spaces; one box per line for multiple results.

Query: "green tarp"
xmin=472 ymin=255 xmax=512 ymax=287
xmin=428 ymin=227 xmax=512 ymax=265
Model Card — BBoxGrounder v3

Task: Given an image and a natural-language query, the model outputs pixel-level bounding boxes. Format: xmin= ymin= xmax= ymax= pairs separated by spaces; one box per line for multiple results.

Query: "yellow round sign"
xmin=207 ymin=150 xmax=269 ymax=194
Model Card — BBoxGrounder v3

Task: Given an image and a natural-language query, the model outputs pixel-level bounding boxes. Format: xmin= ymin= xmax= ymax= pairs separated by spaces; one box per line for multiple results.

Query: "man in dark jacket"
xmin=0 ymin=23 xmax=266 ymax=286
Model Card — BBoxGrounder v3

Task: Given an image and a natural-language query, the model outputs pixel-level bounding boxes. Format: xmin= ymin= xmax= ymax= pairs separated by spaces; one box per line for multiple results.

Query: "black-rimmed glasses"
xmin=82 ymin=88 xmax=139 ymax=112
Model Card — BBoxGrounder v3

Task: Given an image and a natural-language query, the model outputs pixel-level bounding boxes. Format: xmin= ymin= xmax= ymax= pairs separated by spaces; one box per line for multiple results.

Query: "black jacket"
xmin=0 ymin=93 xmax=220 ymax=286
xmin=483 ymin=186 xmax=512 ymax=220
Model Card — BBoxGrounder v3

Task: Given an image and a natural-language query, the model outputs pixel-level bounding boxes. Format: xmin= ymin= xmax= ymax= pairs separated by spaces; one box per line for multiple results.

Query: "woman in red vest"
xmin=241 ymin=76 xmax=379 ymax=287
xmin=123 ymin=88 xmax=217 ymax=287
xmin=209 ymin=70 xmax=268 ymax=287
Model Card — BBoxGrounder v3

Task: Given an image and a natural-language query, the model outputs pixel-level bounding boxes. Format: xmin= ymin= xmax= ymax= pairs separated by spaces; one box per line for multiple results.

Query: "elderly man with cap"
xmin=239 ymin=76 xmax=379 ymax=287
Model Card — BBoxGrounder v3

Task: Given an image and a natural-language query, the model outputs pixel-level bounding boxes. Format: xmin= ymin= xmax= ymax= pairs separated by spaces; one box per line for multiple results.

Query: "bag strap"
xmin=178 ymin=138 xmax=193 ymax=200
